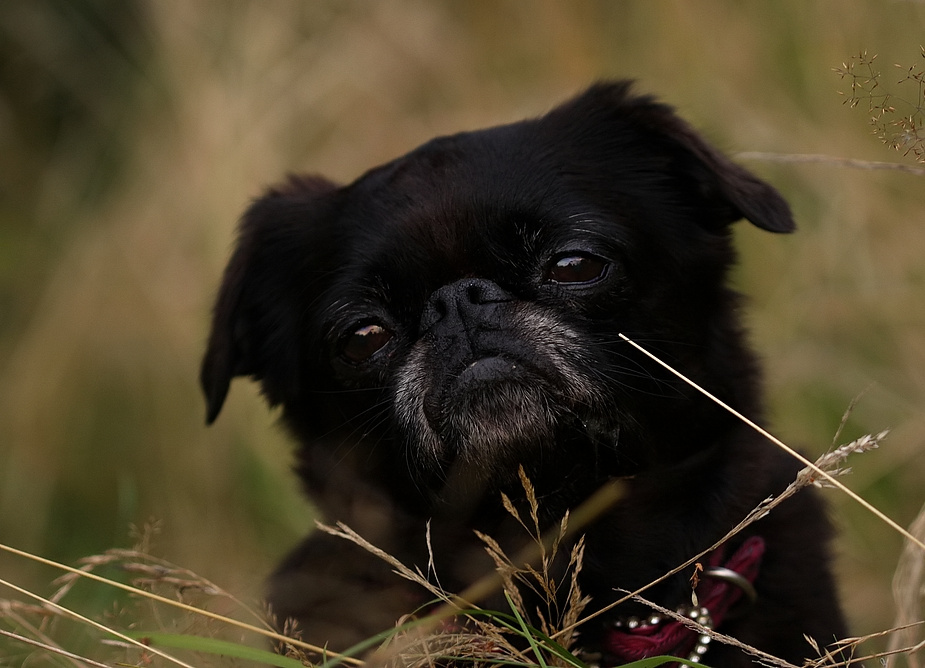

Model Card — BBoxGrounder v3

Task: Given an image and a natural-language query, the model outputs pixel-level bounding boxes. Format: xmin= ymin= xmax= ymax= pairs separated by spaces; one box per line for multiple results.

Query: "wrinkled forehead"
xmin=361 ymin=126 xmax=554 ymax=213
xmin=343 ymin=131 xmax=566 ymax=266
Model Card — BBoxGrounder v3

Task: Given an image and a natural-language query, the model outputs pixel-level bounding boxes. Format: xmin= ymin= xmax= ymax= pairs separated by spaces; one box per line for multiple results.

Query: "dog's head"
xmin=201 ymin=82 xmax=793 ymax=509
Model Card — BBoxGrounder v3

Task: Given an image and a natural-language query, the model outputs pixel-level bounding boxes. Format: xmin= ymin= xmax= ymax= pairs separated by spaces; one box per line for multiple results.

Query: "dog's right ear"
xmin=200 ymin=175 xmax=341 ymax=424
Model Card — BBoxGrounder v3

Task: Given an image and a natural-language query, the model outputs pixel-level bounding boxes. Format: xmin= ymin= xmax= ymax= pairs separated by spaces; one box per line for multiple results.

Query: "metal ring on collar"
xmin=702 ymin=566 xmax=758 ymax=604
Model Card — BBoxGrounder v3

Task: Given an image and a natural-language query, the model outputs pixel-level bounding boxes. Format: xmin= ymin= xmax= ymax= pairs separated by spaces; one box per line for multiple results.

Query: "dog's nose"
xmin=419 ymin=278 xmax=512 ymax=332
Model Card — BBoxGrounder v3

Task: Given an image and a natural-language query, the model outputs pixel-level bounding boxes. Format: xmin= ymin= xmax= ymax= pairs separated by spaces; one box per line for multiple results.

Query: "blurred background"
xmin=1 ymin=0 xmax=923 ymax=660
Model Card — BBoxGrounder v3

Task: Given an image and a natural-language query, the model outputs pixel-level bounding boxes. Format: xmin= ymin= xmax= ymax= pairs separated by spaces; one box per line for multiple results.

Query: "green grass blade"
xmin=317 ymin=612 xmax=458 ymax=668
xmin=504 ymin=592 xmax=549 ymax=668
xmin=458 ymin=605 xmax=703 ymax=668
xmin=621 ymin=656 xmax=706 ymax=668
xmin=130 ymin=632 xmax=308 ymax=668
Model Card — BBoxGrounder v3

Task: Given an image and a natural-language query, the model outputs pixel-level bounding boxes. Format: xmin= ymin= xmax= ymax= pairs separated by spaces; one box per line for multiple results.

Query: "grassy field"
xmin=1 ymin=0 xmax=923 ymax=663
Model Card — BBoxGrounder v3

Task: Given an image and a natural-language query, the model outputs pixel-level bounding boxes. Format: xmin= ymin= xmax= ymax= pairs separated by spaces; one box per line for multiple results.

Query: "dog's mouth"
xmin=458 ymin=355 xmax=520 ymax=384
xmin=424 ymin=354 xmax=537 ymax=417
xmin=420 ymin=354 xmax=560 ymax=464
xmin=393 ymin=309 xmax=612 ymax=485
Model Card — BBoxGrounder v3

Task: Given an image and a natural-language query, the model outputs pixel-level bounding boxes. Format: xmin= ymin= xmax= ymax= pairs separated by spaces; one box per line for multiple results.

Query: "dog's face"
xmin=202 ymin=82 xmax=794 ymax=510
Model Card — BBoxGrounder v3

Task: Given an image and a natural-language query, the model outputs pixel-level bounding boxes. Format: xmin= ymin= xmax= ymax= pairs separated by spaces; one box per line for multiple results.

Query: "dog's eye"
xmin=342 ymin=323 xmax=393 ymax=363
xmin=546 ymin=253 xmax=609 ymax=284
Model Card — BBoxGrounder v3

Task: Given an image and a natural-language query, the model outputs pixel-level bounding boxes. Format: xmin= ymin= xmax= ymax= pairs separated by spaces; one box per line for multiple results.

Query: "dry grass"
xmin=0 ymin=343 xmax=918 ymax=667
xmin=0 ymin=429 xmax=913 ymax=668
xmin=835 ymin=49 xmax=925 ymax=163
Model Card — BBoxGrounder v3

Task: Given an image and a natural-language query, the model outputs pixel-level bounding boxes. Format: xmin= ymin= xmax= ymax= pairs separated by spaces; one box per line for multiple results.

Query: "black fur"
xmin=202 ymin=82 xmax=847 ymax=664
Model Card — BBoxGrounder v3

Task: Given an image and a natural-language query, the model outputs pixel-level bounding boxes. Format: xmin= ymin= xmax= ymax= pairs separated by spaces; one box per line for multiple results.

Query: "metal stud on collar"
xmin=678 ymin=604 xmax=714 ymax=663
xmin=609 ymin=613 xmax=666 ymax=630
xmin=597 ymin=540 xmax=763 ymax=666
xmin=606 ymin=604 xmax=715 ymax=664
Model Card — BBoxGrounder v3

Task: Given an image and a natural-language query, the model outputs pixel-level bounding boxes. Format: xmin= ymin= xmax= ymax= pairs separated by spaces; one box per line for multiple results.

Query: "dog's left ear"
xmin=551 ymin=82 xmax=796 ymax=233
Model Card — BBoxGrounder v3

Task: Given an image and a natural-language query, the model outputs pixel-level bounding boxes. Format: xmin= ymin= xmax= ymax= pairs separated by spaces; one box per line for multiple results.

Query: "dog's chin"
xmin=398 ymin=356 xmax=562 ymax=484
xmin=445 ymin=378 xmax=556 ymax=460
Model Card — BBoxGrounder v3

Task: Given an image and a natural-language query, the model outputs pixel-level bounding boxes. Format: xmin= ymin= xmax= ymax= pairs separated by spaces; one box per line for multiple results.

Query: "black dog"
xmin=202 ymin=82 xmax=847 ymax=665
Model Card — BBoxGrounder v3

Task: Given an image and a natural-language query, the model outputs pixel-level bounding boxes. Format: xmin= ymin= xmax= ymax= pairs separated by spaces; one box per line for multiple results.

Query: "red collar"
xmin=598 ymin=536 xmax=766 ymax=666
